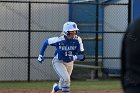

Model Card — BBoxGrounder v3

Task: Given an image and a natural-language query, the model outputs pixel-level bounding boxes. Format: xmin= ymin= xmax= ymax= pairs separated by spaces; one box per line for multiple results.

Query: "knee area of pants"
xmin=63 ymin=80 xmax=70 ymax=85
xmin=62 ymin=80 xmax=71 ymax=87
xmin=63 ymin=77 xmax=70 ymax=82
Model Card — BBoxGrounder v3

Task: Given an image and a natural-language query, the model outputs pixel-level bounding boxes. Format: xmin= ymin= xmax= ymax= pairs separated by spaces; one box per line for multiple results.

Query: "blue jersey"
xmin=40 ymin=35 xmax=84 ymax=62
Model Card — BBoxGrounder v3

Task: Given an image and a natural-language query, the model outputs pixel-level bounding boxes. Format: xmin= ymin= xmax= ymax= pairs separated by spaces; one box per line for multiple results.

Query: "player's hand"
xmin=38 ymin=54 xmax=44 ymax=64
xmin=73 ymin=55 xmax=85 ymax=61
xmin=76 ymin=55 xmax=85 ymax=61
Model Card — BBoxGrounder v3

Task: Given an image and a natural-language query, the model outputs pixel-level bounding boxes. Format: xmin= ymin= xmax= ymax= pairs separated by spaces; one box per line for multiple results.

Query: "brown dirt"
xmin=0 ymin=89 xmax=123 ymax=93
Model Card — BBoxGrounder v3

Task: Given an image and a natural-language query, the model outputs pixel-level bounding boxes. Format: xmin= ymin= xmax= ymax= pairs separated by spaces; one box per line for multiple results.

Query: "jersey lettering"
xmin=59 ymin=46 xmax=77 ymax=51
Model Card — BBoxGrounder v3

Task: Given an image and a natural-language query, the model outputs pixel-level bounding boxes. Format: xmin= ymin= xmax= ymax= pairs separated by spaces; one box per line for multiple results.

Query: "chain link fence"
xmin=0 ymin=0 xmax=130 ymax=81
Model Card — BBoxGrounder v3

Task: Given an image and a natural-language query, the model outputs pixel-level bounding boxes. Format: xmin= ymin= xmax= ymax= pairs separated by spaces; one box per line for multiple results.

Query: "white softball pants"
xmin=52 ymin=57 xmax=74 ymax=93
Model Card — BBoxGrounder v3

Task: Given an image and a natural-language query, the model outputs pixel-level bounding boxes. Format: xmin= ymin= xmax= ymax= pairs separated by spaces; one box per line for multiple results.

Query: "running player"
xmin=38 ymin=22 xmax=85 ymax=93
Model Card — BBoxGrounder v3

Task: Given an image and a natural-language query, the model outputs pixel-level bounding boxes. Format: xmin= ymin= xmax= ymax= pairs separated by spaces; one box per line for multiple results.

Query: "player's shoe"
xmin=51 ymin=83 xmax=59 ymax=93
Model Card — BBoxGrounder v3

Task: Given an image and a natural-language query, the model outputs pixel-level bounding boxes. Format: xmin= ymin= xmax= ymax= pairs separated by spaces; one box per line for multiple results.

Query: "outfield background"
xmin=0 ymin=0 xmax=139 ymax=82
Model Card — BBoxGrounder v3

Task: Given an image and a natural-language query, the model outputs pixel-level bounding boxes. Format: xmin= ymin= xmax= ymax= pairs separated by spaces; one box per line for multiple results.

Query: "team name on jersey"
xmin=59 ymin=46 xmax=77 ymax=51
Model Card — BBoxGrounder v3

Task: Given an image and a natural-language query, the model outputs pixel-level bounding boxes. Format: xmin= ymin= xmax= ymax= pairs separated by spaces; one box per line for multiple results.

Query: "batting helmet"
xmin=63 ymin=22 xmax=79 ymax=35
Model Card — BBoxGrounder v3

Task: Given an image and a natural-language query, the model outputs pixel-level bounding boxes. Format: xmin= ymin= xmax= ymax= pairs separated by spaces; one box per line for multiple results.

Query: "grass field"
xmin=0 ymin=79 xmax=122 ymax=90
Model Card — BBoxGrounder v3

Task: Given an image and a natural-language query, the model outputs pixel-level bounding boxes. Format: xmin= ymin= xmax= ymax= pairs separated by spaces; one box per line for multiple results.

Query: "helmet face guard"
xmin=67 ymin=31 xmax=77 ymax=35
xmin=66 ymin=31 xmax=77 ymax=39
xmin=63 ymin=22 xmax=79 ymax=36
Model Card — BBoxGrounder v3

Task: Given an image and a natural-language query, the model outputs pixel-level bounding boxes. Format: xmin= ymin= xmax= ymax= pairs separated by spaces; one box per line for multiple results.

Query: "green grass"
xmin=0 ymin=79 xmax=122 ymax=90
xmin=72 ymin=80 xmax=121 ymax=90
xmin=0 ymin=81 xmax=52 ymax=89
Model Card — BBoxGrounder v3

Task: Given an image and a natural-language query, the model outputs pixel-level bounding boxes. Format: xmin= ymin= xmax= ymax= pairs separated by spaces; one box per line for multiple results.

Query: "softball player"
xmin=38 ymin=22 xmax=85 ymax=93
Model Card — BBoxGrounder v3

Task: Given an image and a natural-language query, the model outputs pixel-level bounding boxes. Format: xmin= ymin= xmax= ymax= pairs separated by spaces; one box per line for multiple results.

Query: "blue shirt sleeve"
xmin=40 ymin=39 xmax=48 ymax=56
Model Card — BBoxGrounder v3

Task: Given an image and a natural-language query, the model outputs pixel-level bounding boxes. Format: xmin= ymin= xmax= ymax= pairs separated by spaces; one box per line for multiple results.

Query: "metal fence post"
xmin=94 ymin=0 xmax=99 ymax=79
xmin=28 ymin=2 xmax=31 ymax=82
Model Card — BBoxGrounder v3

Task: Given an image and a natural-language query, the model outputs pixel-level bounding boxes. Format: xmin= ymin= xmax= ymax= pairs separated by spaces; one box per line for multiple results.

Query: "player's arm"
xmin=38 ymin=39 xmax=49 ymax=63
xmin=74 ymin=36 xmax=85 ymax=61
xmin=40 ymin=40 xmax=49 ymax=56
xmin=38 ymin=37 xmax=61 ymax=63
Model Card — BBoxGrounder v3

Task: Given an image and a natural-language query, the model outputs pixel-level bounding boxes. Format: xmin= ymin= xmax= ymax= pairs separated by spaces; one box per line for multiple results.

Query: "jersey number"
xmin=65 ymin=51 xmax=72 ymax=56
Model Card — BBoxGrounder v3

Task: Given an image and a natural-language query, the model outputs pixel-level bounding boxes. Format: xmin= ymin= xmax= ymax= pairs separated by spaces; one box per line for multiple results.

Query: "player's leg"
xmin=64 ymin=61 xmax=74 ymax=76
xmin=52 ymin=58 xmax=71 ymax=93
xmin=61 ymin=62 xmax=74 ymax=93
xmin=58 ymin=78 xmax=63 ymax=89
xmin=58 ymin=61 xmax=74 ymax=90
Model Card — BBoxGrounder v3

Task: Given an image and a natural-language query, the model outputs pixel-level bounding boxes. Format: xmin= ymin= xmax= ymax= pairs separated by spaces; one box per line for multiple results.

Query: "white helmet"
xmin=63 ymin=22 xmax=79 ymax=35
